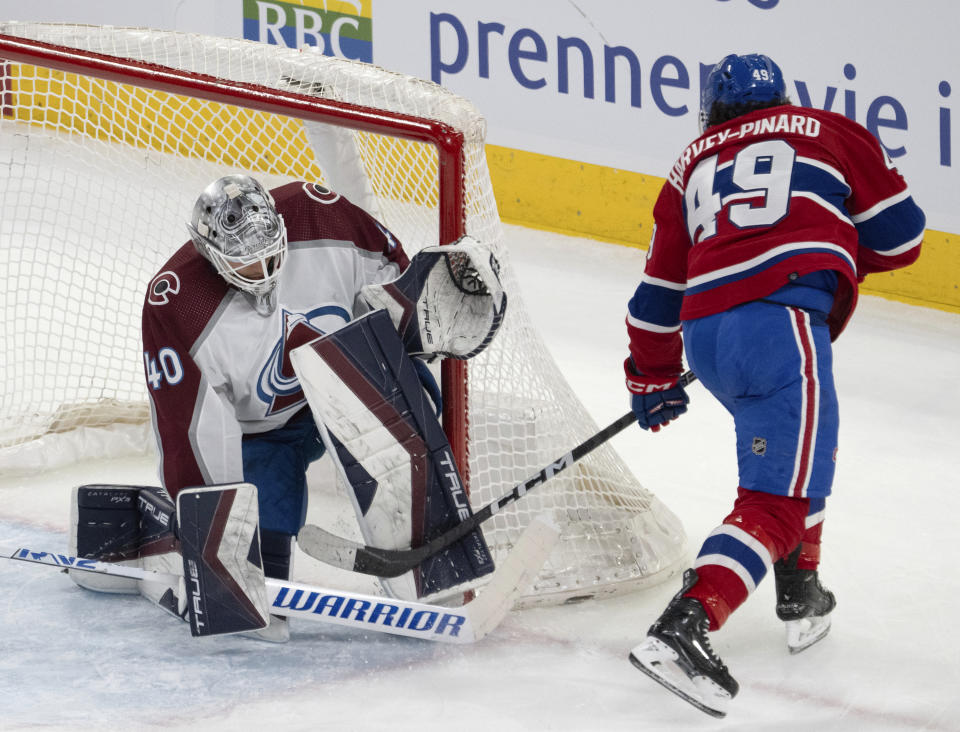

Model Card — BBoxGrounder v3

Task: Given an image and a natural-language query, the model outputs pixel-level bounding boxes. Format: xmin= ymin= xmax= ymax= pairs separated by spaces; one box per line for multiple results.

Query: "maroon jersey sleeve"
xmin=142 ymin=245 xmax=240 ymax=499
xmin=272 ymin=182 xmax=410 ymax=272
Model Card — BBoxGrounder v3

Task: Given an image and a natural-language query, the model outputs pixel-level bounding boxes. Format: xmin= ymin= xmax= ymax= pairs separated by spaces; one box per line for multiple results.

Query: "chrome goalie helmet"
xmin=187 ymin=175 xmax=288 ymax=303
xmin=700 ymin=53 xmax=786 ymax=133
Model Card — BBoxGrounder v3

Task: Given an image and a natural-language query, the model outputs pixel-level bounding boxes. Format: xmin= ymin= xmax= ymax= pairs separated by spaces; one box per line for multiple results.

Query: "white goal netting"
xmin=0 ymin=23 xmax=687 ymax=605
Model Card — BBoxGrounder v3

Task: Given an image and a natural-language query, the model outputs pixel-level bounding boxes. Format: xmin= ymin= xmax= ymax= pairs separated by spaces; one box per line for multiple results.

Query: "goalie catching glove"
xmin=359 ymin=235 xmax=506 ymax=360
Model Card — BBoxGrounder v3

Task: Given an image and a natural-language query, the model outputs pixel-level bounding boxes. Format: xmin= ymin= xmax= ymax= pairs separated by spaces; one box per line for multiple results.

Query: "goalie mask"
xmin=187 ymin=175 xmax=288 ymax=304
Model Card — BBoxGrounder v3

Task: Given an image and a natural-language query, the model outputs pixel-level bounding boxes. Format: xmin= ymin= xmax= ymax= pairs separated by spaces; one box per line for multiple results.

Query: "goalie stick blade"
xmin=457 ymin=513 xmax=559 ymax=640
xmin=273 ymin=514 xmax=559 ymax=643
xmin=4 ymin=546 xmax=180 ymax=584
xmin=3 ymin=514 xmax=557 ymax=644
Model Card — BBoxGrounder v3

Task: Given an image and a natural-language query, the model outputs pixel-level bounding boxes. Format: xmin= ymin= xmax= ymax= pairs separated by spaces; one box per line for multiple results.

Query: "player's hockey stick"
xmin=3 ymin=513 xmax=558 ymax=644
xmin=299 ymin=370 xmax=697 ymax=578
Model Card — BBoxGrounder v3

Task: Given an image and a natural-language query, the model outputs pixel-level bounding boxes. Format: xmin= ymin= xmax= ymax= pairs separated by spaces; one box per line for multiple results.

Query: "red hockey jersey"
xmin=627 ymin=105 xmax=925 ymax=377
xmin=142 ymin=182 xmax=409 ymax=499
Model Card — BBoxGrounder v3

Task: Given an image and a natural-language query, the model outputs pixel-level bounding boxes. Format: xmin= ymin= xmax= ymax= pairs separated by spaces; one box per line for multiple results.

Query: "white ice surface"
xmin=2 ymin=224 xmax=958 ymax=731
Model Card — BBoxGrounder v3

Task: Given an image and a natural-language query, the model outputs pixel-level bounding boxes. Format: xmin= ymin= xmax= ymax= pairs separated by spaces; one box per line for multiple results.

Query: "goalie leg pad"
xmin=69 ymin=484 xmax=180 ymax=595
xmin=69 ymin=485 xmax=143 ymax=594
xmin=176 ymin=483 xmax=270 ymax=637
xmin=136 ymin=486 xmax=178 ymax=556
xmin=72 ymin=485 xmax=141 ymax=559
xmin=291 ymin=308 xmax=495 ymax=600
xmin=69 ymin=484 xmax=177 ymax=594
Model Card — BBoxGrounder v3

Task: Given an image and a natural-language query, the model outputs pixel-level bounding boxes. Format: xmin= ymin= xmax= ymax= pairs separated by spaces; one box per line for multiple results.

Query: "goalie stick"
xmin=2 ymin=513 xmax=558 ymax=645
xmin=299 ymin=370 xmax=698 ymax=578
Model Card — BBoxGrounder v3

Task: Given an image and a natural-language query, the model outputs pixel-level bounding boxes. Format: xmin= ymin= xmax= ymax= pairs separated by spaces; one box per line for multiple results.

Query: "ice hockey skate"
xmin=774 ymin=555 xmax=836 ymax=654
xmin=628 ymin=569 xmax=739 ymax=718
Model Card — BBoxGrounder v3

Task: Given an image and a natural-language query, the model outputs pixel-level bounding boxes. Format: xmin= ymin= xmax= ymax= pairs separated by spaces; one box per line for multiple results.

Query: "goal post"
xmin=0 ymin=23 xmax=687 ymax=606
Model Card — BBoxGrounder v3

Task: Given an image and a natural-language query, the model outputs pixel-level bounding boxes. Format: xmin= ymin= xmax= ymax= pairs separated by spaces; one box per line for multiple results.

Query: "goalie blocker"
xmin=176 ymin=484 xmax=270 ymax=636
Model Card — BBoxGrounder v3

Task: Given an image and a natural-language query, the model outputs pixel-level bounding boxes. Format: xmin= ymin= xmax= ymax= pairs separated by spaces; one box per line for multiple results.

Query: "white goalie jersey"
xmin=142 ymin=182 xmax=410 ymax=500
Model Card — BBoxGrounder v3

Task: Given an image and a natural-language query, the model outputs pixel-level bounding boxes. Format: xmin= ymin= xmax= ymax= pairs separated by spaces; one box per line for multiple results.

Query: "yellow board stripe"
xmin=486 ymin=144 xmax=959 ymax=314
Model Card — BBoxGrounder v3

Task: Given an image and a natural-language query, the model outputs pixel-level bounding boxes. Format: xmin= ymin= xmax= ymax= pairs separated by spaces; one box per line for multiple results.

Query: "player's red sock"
xmin=686 ymin=487 xmax=810 ymax=630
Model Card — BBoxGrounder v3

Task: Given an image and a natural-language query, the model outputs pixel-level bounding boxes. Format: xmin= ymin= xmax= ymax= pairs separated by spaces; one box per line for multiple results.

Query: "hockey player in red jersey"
xmin=141 ymin=175 xmax=503 ymax=640
xmin=625 ymin=54 xmax=924 ymax=717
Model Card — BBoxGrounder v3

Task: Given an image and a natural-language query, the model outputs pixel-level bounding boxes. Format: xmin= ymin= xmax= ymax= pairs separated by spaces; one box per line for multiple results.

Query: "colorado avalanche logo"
xmin=148 ymin=271 xmax=181 ymax=305
xmin=256 ymin=306 xmax=350 ymax=415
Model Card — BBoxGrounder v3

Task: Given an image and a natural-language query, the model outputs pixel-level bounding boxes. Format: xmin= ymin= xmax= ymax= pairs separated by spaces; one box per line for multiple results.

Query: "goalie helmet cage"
xmin=0 ymin=23 xmax=687 ymax=607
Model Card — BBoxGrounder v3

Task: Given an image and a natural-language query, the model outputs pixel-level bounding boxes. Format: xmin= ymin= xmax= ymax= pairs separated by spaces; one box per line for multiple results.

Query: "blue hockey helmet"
xmin=699 ymin=53 xmax=786 ymax=133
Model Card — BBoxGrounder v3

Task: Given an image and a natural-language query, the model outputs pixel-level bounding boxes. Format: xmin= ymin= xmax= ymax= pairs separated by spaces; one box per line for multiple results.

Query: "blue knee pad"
xmin=241 ymin=407 xmax=326 ymax=536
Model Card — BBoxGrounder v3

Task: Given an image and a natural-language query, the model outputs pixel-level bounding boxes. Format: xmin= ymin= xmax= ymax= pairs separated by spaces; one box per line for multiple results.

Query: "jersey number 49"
xmin=685 ymin=139 xmax=796 ymax=244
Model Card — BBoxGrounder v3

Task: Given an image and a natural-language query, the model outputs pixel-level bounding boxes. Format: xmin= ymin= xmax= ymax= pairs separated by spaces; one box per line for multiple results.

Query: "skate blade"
xmin=628 ymin=638 xmax=732 ymax=718
xmin=785 ymin=614 xmax=831 ymax=654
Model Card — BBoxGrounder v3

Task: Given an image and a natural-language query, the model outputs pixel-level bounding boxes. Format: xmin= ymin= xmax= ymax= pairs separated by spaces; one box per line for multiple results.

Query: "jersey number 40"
xmin=144 ymin=348 xmax=184 ymax=390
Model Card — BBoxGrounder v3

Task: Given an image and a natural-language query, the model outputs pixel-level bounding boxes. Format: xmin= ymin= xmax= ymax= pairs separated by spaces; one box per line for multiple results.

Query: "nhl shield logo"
xmin=752 ymin=437 xmax=767 ymax=456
